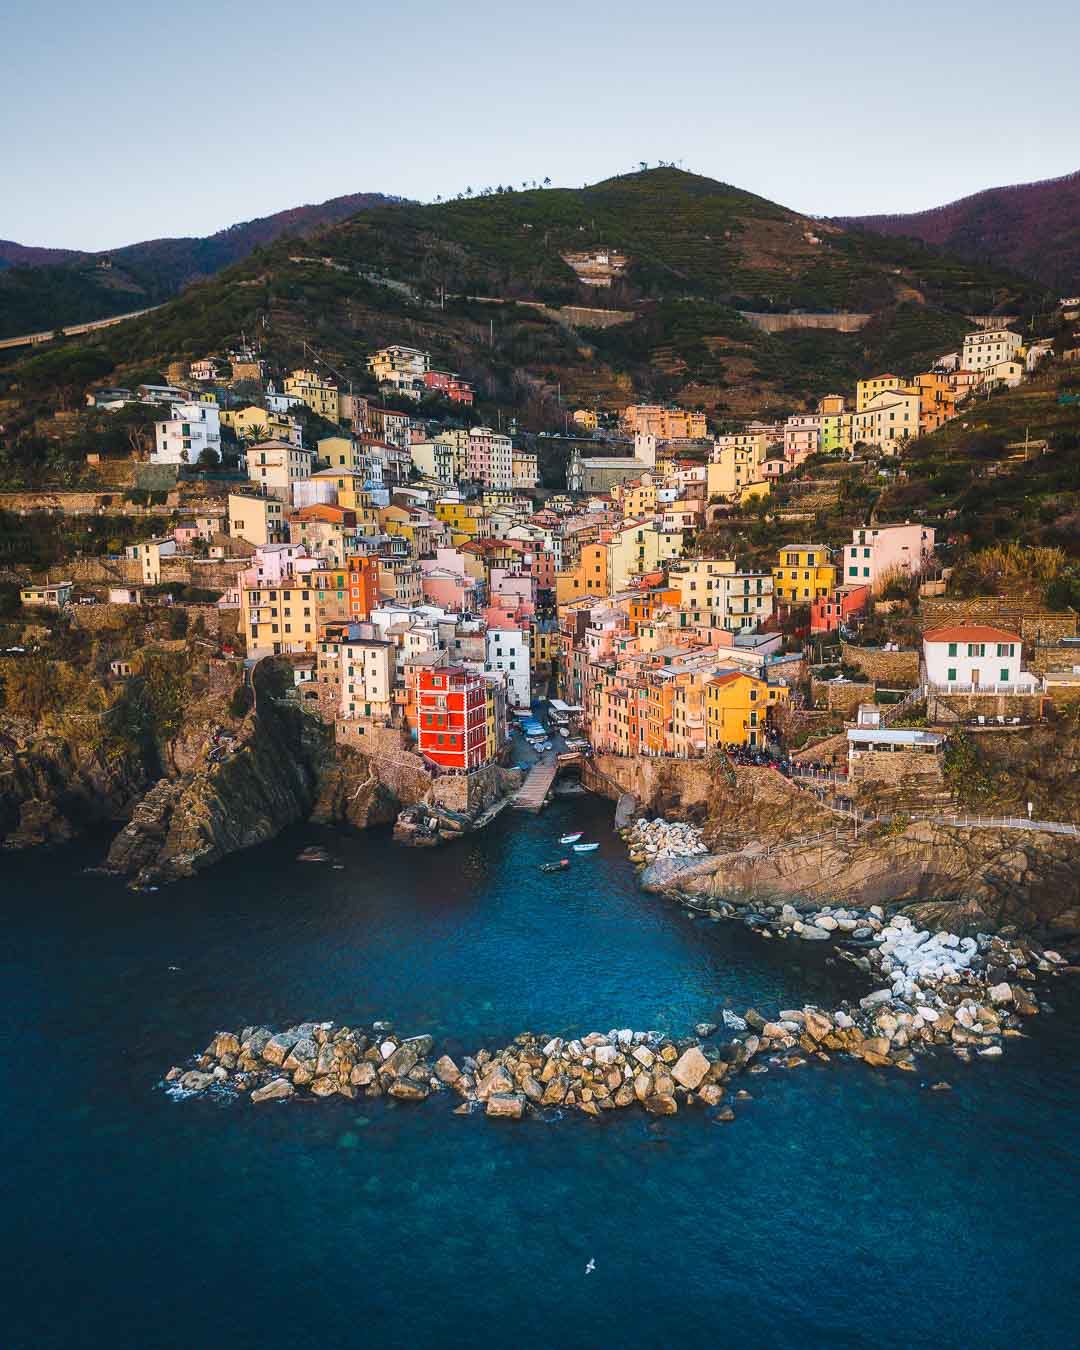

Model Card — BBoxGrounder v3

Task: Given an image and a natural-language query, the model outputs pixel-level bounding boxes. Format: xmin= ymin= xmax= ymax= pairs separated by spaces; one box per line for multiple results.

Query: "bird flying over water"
xmin=585 ymin=1259 xmax=595 ymax=1274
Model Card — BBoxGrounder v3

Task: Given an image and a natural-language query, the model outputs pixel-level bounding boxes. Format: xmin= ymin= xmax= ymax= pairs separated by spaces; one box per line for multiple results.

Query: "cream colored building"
xmin=851 ymin=390 xmax=920 ymax=453
xmin=229 ymin=492 xmax=285 ymax=547
xmin=246 ymin=440 xmax=314 ymax=502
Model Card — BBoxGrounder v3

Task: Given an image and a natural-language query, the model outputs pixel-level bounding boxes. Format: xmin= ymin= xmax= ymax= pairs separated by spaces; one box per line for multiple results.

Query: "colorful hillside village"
xmin=53 ymin=319 xmax=1078 ymax=801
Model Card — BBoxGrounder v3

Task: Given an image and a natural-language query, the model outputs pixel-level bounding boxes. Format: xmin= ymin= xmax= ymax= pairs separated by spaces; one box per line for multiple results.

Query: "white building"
xmin=152 ymin=401 xmax=221 ymax=465
xmin=485 ymin=626 xmax=531 ymax=708
xmin=962 ymin=329 xmax=1023 ymax=373
xmin=265 ymin=382 xmax=305 ymax=414
xmin=922 ymin=624 xmax=1027 ymax=690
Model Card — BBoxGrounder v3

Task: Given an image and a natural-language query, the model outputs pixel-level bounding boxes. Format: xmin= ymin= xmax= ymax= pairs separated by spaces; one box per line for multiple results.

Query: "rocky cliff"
xmin=593 ymin=752 xmax=1080 ymax=939
xmin=104 ymin=691 xmax=328 ymax=886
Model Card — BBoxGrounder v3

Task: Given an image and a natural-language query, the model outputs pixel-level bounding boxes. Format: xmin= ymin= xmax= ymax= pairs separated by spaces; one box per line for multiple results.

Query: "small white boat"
xmin=559 ymin=832 xmax=583 ymax=844
xmin=573 ymin=842 xmax=599 ymax=853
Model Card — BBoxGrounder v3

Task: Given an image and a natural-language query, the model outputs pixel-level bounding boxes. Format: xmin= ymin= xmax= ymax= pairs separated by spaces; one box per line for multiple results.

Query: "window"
xmin=1000 ymin=669 xmax=1010 ymax=682
xmin=947 ymin=668 xmax=957 ymax=681
xmin=947 ymin=643 xmax=957 ymax=657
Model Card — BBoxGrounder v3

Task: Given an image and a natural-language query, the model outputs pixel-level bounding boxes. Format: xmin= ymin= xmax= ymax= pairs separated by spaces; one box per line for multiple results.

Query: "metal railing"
xmin=926 ymin=681 xmax=1041 ymax=695
xmin=928 ymin=814 xmax=1080 ymax=836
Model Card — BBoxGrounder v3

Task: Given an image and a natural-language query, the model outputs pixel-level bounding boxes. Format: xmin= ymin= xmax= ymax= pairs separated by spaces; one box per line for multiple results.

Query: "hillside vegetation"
xmin=0 ymin=191 xmax=403 ymax=339
xmin=840 ymin=168 xmax=1080 ymax=295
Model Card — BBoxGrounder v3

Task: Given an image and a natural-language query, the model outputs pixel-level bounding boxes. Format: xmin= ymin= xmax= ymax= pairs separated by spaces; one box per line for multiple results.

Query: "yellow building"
xmin=614 ymin=474 xmax=657 ymax=519
xmin=851 ymin=389 xmax=921 ymax=453
xmin=737 ymin=479 xmax=770 ymax=505
xmin=435 ymin=499 xmax=484 ymax=546
xmin=669 ymin=558 xmax=737 ymax=615
xmin=284 ymin=368 xmax=340 ymax=421
xmin=573 ymin=409 xmax=598 ymax=431
xmin=221 ymin=406 xmax=298 ymax=444
xmin=555 ymin=542 xmax=611 ymax=604
xmin=708 ymin=438 xmax=766 ymax=500
xmin=378 ymin=506 xmax=434 ymax=557
xmin=704 ymin=672 xmax=789 ymax=748
xmin=241 ymin=570 xmax=350 ymax=658
xmin=228 ymin=492 xmax=285 ymax=547
xmin=318 ymin=435 xmax=365 ymax=472
xmin=772 ymin=545 xmax=836 ymax=604
xmin=855 ymin=374 xmax=903 ymax=412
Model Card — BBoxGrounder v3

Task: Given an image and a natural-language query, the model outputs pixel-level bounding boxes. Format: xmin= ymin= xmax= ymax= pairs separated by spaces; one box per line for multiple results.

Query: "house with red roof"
xmin=922 ymin=624 xmax=1025 ymax=689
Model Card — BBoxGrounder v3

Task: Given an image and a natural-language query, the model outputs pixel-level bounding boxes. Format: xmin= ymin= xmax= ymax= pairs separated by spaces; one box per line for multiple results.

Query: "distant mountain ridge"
xmin=838 ymin=169 xmax=1080 ymax=294
xmin=0 ymin=191 xmax=406 ymax=337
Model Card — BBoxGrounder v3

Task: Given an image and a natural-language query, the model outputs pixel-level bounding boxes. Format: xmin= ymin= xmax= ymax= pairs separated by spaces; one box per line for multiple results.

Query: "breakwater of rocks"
xmin=164 ymin=915 xmax=1070 ymax=1119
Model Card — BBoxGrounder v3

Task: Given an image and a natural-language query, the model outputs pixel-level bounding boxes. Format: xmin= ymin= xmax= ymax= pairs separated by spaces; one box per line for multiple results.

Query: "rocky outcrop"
xmin=641 ymin=819 xmax=1080 ymax=939
xmin=310 ymin=747 xmax=418 ymax=831
xmin=105 ymin=694 xmax=327 ymax=886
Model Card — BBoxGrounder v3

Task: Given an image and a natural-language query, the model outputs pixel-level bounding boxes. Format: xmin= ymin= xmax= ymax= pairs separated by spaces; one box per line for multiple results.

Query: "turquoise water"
xmin=3 ymin=795 xmax=1078 ymax=1349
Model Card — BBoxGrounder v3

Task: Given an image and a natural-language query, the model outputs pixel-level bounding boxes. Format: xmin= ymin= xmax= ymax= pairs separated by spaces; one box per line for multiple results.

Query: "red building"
xmin=346 ymin=554 xmax=380 ymax=621
xmin=415 ymin=665 xmax=489 ymax=770
xmin=811 ymin=582 xmax=870 ymax=635
xmin=423 ymin=370 xmax=474 ymax=406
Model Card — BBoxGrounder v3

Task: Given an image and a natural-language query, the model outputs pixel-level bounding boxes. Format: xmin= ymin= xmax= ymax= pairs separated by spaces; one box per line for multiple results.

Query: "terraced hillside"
xmin=0 ymin=169 xmax=1046 ymax=433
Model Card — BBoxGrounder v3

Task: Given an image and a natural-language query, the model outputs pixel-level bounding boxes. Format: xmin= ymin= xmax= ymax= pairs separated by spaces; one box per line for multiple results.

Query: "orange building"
xmin=913 ymin=372 xmax=958 ymax=434
xmin=346 ymin=554 xmax=380 ymax=621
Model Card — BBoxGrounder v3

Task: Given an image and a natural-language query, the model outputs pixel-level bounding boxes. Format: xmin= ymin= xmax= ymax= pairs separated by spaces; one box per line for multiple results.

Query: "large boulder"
xmin=434 ymin=1055 xmax=461 ymax=1084
xmin=388 ymin=1078 xmax=430 ymax=1101
xmin=251 ymin=1077 xmax=294 ymax=1104
xmin=475 ymin=1065 xmax=515 ymax=1100
xmin=283 ymin=1038 xmax=318 ymax=1073
xmin=485 ymin=1093 xmax=525 ymax=1119
xmin=261 ymin=1031 xmax=300 ymax=1066
xmin=671 ymin=1046 xmax=710 ymax=1091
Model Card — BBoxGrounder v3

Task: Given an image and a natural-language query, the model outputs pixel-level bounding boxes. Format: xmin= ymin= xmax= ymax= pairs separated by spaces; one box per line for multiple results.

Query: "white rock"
xmin=916 ymin=1007 xmax=940 ymax=1022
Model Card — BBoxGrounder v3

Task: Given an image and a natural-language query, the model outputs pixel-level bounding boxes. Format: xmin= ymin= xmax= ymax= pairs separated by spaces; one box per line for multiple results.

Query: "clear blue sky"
xmin=6 ymin=0 xmax=1079 ymax=249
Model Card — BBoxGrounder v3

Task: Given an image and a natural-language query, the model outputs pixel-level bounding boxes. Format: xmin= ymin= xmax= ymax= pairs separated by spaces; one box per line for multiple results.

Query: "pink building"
xmin=842 ymin=524 xmax=935 ymax=593
xmin=489 ymin=569 xmax=537 ymax=610
xmin=239 ymin=542 xmax=309 ymax=588
xmin=784 ymin=415 xmax=821 ymax=464
xmin=420 ymin=566 xmax=482 ymax=612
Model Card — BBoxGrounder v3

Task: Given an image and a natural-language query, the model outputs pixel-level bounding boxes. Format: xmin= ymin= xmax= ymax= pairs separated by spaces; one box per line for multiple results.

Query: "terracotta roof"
xmin=923 ymin=625 xmax=1022 ymax=644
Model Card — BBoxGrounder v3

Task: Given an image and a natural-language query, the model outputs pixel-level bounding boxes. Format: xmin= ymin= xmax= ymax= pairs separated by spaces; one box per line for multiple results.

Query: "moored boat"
xmin=572 ymin=842 xmax=599 ymax=853
xmin=540 ymin=859 xmax=571 ymax=873
xmin=559 ymin=832 xmax=583 ymax=844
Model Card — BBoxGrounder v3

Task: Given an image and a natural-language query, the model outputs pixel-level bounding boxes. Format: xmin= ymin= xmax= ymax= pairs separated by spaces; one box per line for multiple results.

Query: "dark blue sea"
xmin=4 ymin=794 xmax=1078 ymax=1349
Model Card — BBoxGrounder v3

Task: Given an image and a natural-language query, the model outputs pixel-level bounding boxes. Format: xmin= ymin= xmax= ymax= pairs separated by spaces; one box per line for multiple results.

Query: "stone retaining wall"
xmin=738 ymin=311 xmax=872 ymax=332
xmin=918 ymin=596 xmax=1078 ymax=644
xmin=1028 ymin=644 xmax=1080 ymax=675
xmin=811 ymin=679 xmax=874 ymax=716
xmin=849 ymin=748 xmax=943 ymax=785
xmin=841 ymin=642 xmax=920 ymax=687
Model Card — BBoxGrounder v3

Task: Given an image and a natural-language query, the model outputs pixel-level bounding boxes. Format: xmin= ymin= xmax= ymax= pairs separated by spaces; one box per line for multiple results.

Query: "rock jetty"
xmin=163 ymin=923 xmax=1068 ymax=1117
